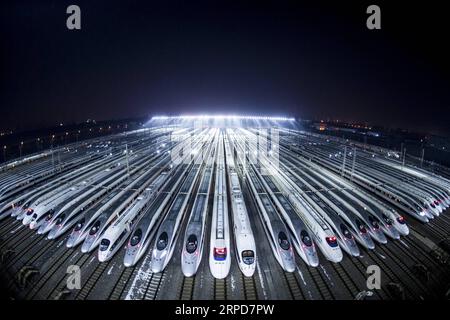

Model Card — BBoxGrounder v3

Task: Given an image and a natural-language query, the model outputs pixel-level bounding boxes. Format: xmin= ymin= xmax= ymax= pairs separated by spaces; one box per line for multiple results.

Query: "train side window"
xmin=110 ymin=230 xmax=127 ymax=251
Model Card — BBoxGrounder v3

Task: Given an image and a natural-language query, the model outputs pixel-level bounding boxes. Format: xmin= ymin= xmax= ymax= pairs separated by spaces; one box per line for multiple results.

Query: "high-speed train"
xmin=37 ymin=166 xmax=121 ymax=236
xmin=230 ymin=129 xmax=319 ymax=267
xmin=245 ymin=166 xmax=296 ymax=272
xmin=98 ymin=172 xmax=168 ymax=262
xmin=181 ymin=134 xmax=217 ymax=277
xmin=151 ymin=163 xmax=202 ymax=273
xmin=240 ymin=128 xmax=343 ymax=263
xmin=46 ymin=155 xmax=170 ymax=240
xmin=124 ymin=164 xmax=190 ymax=267
xmin=284 ymin=139 xmax=432 ymax=223
xmin=23 ymin=158 xmax=129 ymax=229
xmin=259 ymin=173 xmax=319 ymax=267
xmin=209 ymin=134 xmax=232 ymax=279
xmin=224 ymin=134 xmax=257 ymax=277
xmin=273 ymin=167 xmax=343 ymax=263
xmin=66 ymin=139 xmax=176 ymax=248
xmin=281 ymin=152 xmax=380 ymax=248
xmin=124 ymin=130 xmax=211 ymax=267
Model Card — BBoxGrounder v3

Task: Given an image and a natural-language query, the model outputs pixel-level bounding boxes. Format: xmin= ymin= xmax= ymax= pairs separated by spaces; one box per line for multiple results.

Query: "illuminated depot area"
xmin=0 ymin=115 xmax=449 ymax=300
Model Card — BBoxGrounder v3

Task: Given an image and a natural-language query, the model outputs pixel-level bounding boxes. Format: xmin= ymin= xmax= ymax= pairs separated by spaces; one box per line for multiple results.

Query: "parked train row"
xmin=278 ymin=129 xmax=450 ymax=223
xmin=0 ymin=125 xmax=448 ymax=280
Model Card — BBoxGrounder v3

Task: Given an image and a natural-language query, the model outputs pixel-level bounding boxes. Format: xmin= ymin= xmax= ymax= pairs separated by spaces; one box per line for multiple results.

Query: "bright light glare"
xmin=151 ymin=115 xmax=295 ymax=121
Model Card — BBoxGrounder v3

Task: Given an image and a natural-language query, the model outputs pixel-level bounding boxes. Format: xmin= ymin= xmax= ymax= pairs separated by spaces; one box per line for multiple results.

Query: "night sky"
xmin=1 ymin=1 xmax=449 ymax=135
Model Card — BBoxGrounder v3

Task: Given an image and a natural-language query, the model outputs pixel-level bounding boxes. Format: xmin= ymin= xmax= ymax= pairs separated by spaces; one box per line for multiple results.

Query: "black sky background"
xmin=1 ymin=0 xmax=449 ymax=135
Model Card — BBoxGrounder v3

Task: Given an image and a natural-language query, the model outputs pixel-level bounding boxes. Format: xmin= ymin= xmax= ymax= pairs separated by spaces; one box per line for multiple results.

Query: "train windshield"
xmin=130 ymin=229 xmax=142 ymax=246
xmin=55 ymin=214 xmax=65 ymax=226
xmin=382 ymin=214 xmax=393 ymax=225
xmin=214 ymin=247 xmax=227 ymax=261
xmin=89 ymin=220 xmax=101 ymax=235
xmin=242 ymin=250 xmax=255 ymax=265
xmin=397 ymin=216 xmax=406 ymax=225
xmin=368 ymin=216 xmax=380 ymax=230
xmin=356 ymin=219 xmax=367 ymax=234
xmin=300 ymin=230 xmax=312 ymax=247
xmin=99 ymin=239 xmax=110 ymax=251
xmin=186 ymin=234 xmax=198 ymax=254
xmin=156 ymin=232 xmax=168 ymax=250
xmin=278 ymin=232 xmax=290 ymax=250
xmin=340 ymin=224 xmax=353 ymax=239
xmin=74 ymin=219 xmax=85 ymax=231
xmin=326 ymin=236 xmax=338 ymax=247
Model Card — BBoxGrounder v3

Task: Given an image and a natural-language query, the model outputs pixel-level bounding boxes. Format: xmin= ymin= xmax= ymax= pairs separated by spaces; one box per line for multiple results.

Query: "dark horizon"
xmin=1 ymin=1 xmax=449 ymax=136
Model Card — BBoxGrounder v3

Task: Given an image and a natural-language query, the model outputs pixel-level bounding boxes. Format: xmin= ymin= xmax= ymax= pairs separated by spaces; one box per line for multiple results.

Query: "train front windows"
xmin=130 ymin=229 xmax=142 ymax=247
xmin=340 ymin=224 xmax=353 ymax=239
xmin=300 ymin=230 xmax=312 ymax=247
xmin=156 ymin=232 xmax=168 ymax=250
xmin=89 ymin=220 xmax=101 ymax=235
xmin=325 ymin=236 xmax=338 ymax=247
xmin=45 ymin=212 xmax=54 ymax=221
xmin=55 ymin=214 xmax=65 ymax=226
xmin=26 ymin=209 xmax=34 ymax=216
xmin=186 ymin=234 xmax=198 ymax=254
xmin=99 ymin=239 xmax=110 ymax=251
xmin=357 ymin=220 xmax=367 ymax=234
xmin=74 ymin=219 xmax=84 ymax=231
xmin=382 ymin=214 xmax=393 ymax=225
xmin=214 ymin=247 xmax=227 ymax=261
xmin=242 ymin=250 xmax=255 ymax=265
xmin=368 ymin=216 xmax=380 ymax=230
xmin=278 ymin=232 xmax=290 ymax=250
xmin=397 ymin=216 xmax=406 ymax=224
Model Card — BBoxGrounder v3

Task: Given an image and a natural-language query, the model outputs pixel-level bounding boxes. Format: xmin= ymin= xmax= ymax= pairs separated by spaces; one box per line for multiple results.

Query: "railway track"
xmin=75 ymin=260 xmax=109 ymax=300
xmin=0 ymin=224 xmax=31 ymax=252
xmin=179 ymin=276 xmax=195 ymax=300
xmin=401 ymin=236 xmax=450 ymax=280
xmin=0 ymin=219 xmax=22 ymax=236
xmin=214 ymin=278 xmax=227 ymax=300
xmin=242 ymin=274 xmax=258 ymax=300
xmin=108 ymin=265 xmax=137 ymax=300
xmin=330 ymin=260 xmax=359 ymax=298
xmin=305 ymin=265 xmax=334 ymax=300
xmin=377 ymin=243 xmax=437 ymax=298
xmin=48 ymin=252 xmax=92 ymax=300
xmin=143 ymin=271 xmax=165 ymax=300
xmin=365 ymin=249 xmax=417 ymax=299
xmin=390 ymin=239 xmax=448 ymax=290
xmin=25 ymin=248 xmax=76 ymax=299
xmin=347 ymin=254 xmax=388 ymax=299
xmin=282 ymin=271 xmax=304 ymax=300
xmin=4 ymin=236 xmax=54 ymax=291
